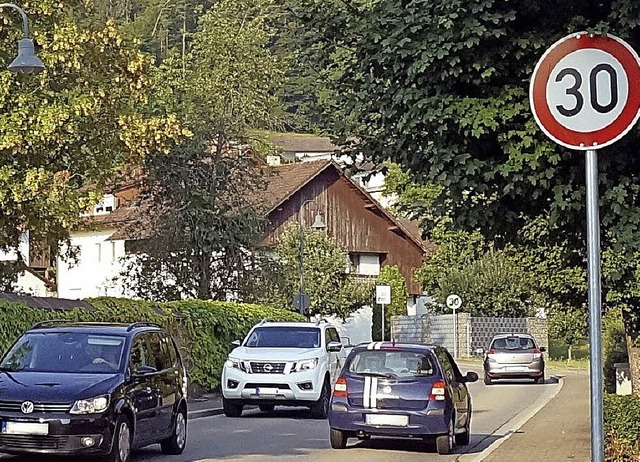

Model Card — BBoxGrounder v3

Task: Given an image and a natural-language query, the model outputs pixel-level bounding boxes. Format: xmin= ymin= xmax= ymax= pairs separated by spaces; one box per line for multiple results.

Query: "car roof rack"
xmin=315 ymin=318 xmax=330 ymax=326
xmin=30 ymin=319 xmax=72 ymax=329
xmin=126 ymin=322 xmax=162 ymax=332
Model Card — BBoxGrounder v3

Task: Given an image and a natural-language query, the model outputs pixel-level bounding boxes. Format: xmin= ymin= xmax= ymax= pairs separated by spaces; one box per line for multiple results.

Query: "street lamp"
xmin=296 ymin=199 xmax=326 ymax=314
xmin=0 ymin=3 xmax=45 ymax=73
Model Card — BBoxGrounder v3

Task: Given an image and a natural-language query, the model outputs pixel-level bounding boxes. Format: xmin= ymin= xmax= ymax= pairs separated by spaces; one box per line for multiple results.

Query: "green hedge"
xmin=604 ymin=394 xmax=640 ymax=461
xmin=0 ymin=297 xmax=303 ymax=391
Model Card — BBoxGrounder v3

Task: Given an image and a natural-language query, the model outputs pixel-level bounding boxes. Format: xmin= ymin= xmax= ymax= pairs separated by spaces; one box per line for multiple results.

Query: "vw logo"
xmin=263 ymin=363 xmax=273 ymax=373
xmin=20 ymin=401 xmax=34 ymax=414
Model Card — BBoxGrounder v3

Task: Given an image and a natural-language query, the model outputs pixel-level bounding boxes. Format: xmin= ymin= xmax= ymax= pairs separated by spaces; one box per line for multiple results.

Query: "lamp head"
xmin=311 ymin=213 xmax=326 ymax=230
xmin=8 ymin=38 xmax=45 ymax=74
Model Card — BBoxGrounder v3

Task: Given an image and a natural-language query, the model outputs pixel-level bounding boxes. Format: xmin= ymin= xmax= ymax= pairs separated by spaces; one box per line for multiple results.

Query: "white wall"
xmin=15 ymin=271 xmax=50 ymax=296
xmin=57 ymin=230 xmax=128 ymax=299
xmin=322 ymin=305 xmax=373 ymax=347
xmin=0 ymin=233 xmax=29 ymax=264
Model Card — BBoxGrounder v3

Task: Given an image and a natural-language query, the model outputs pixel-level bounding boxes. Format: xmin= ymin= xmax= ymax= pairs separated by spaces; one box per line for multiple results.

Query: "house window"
xmin=349 ymin=253 xmax=380 ymax=276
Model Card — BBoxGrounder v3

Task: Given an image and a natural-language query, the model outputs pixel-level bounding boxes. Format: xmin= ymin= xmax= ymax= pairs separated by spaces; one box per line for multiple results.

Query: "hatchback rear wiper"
xmin=357 ymin=371 xmax=397 ymax=379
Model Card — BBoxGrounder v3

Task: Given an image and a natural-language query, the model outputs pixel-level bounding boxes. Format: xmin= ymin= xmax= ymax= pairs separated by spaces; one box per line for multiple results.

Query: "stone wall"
xmin=391 ymin=315 xmax=430 ymax=345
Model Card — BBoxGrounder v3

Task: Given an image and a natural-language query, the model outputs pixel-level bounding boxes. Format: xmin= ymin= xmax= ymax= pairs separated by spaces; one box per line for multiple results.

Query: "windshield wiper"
xmin=357 ymin=371 xmax=397 ymax=379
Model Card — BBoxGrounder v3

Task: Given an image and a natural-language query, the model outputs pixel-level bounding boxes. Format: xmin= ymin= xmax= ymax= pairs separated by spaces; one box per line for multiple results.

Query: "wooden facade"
xmin=262 ymin=161 xmax=427 ymax=295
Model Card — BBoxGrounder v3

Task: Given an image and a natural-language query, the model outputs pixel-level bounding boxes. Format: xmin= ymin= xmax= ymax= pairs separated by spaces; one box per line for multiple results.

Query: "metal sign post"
xmin=446 ymin=294 xmax=462 ymax=358
xmin=530 ymin=32 xmax=640 ymax=462
xmin=586 ymin=149 xmax=604 ymax=459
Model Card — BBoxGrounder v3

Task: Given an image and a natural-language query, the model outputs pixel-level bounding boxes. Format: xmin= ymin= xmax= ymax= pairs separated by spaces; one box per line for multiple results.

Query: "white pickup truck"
xmin=221 ymin=319 xmax=346 ymax=418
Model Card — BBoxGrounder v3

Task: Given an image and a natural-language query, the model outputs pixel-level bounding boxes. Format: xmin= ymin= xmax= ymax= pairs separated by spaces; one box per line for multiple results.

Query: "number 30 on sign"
xmin=530 ymin=32 xmax=640 ymax=150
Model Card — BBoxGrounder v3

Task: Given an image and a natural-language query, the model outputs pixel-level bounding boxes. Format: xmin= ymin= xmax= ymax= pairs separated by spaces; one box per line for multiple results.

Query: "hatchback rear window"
xmin=347 ymin=350 xmax=436 ymax=378
xmin=491 ymin=336 xmax=536 ymax=351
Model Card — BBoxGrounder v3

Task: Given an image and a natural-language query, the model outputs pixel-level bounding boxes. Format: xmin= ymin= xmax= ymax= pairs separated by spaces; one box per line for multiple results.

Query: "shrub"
xmin=603 ymin=308 xmax=629 ymax=394
xmin=0 ymin=297 xmax=303 ymax=391
xmin=604 ymin=394 xmax=640 ymax=461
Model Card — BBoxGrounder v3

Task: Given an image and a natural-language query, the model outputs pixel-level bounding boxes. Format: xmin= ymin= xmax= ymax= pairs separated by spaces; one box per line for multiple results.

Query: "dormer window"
xmin=93 ymin=194 xmax=117 ymax=215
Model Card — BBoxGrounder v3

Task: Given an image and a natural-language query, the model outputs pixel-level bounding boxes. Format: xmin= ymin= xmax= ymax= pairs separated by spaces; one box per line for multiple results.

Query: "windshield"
xmin=491 ymin=336 xmax=536 ymax=351
xmin=0 ymin=332 xmax=126 ymax=373
xmin=347 ymin=350 xmax=436 ymax=379
xmin=245 ymin=327 xmax=320 ymax=348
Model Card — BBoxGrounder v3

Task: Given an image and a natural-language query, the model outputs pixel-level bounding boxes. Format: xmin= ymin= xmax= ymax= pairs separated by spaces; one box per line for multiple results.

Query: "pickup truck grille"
xmin=250 ymin=362 xmax=286 ymax=374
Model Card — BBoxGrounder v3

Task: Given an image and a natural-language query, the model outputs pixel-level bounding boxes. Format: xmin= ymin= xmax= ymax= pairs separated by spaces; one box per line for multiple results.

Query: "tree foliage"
xmin=373 ymin=265 xmax=407 ymax=341
xmin=249 ymin=224 xmax=373 ymax=319
xmin=0 ymin=1 xmax=182 ymax=267
xmin=119 ymin=0 xmax=285 ymax=300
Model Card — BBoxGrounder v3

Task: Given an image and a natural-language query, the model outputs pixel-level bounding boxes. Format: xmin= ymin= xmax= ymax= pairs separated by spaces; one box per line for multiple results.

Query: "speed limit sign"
xmin=530 ymin=32 xmax=640 ymax=150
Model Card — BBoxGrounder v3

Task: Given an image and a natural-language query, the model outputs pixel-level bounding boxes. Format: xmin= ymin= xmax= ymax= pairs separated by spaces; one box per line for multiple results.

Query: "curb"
xmin=457 ymin=375 xmax=565 ymax=462
xmin=188 ymin=408 xmax=224 ymax=419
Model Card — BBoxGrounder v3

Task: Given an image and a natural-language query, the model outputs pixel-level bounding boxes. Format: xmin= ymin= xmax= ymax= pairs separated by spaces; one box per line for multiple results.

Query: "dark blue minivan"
xmin=0 ymin=321 xmax=188 ymax=462
xmin=328 ymin=342 xmax=478 ymax=454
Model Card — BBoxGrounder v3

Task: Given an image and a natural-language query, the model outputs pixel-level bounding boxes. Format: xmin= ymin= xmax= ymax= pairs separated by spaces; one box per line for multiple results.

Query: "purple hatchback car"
xmin=328 ymin=342 xmax=478 ymax=455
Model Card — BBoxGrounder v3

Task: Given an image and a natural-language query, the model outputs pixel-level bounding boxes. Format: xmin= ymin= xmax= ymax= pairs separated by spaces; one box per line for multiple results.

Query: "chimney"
xmin=266 ymin=155 xmax=281 ymax=166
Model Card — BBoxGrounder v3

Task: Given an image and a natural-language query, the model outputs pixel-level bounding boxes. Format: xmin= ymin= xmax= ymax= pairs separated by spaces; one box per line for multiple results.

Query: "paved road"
xmin=0 ymin=364 xmax=561 ymax=462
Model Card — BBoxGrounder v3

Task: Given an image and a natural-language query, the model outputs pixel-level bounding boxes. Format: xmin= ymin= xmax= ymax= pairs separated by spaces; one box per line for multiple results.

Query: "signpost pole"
xmin=381 ymin=303 xmax=385 ymax=342
xmin=453 ymin=306 xmax=458 ymax=359
xmin=586 ymin=149 xmax=604 ymax=462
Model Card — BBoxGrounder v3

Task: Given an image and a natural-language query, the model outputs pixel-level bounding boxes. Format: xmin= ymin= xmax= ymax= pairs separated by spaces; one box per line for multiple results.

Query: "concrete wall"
xmin=391 ymin=315 xmax=430 ymax=345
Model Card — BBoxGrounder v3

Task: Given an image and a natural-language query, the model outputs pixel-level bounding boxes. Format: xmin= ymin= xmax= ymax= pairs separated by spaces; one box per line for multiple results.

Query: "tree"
xmin=119 ymin=0 xmax=286 ymax=300
xmin=0 ymin=2 xmax=182 ymax=275
xmin=373 ymin=265 xmax=408 ymax=341
xmin=549 ymin=307 xmax=588 ymax=361
xmin=289 ymin=0 xmax=640 ymax=394
xmin=249 ymin=224 xmax=373 ymax=318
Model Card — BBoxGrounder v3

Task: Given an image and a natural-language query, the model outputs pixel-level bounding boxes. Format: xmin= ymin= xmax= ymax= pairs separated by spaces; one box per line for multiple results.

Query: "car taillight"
xmin=333 ymin=377 xmax=348 ymax=398
xmin=429 ymin=380 xmax=448 ymax=401
xmin=487 ymin=349 xmax=495 ymax=355
xmin=533 ymin=348 xmax=542 ymax=358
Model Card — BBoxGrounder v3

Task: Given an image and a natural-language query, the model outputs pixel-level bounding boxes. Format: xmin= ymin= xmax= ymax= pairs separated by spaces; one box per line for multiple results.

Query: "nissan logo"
xmin=263 ymin=363 xmax=273 ymax=372
xmin=21 ymin=401 xmax=34 ymax=414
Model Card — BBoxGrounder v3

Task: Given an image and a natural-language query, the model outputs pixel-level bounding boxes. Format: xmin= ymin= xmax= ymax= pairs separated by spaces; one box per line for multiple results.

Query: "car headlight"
xmin=293 ymin=358 xmax=318 ymax=372
xmin=70 ymin=395 xmax=110 ymax=415
xmin=225 ymin=357 xmax=248 ymax=372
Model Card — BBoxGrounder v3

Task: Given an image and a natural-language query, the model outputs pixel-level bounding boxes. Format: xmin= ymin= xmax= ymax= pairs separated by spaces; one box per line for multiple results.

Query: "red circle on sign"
xmin=530 ymin=33 xmax=640 ymax=150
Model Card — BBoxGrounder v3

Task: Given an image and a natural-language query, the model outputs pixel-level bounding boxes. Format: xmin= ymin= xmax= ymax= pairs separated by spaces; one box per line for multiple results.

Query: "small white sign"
xmin=376 ymin=285 xmax=391 ymax=305
xmin=446 ymin=294 xmax=462 ymax=310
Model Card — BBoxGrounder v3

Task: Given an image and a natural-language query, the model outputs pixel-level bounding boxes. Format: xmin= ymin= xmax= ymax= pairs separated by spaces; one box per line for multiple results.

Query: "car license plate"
xmin=365 ymin=414 xmax=408 ymax=426
xmin=507 ymin=366 xmax=525 ymax=371
xmin=255 ymin=387 xmax=278 ymax=396
xmin=2 ymin=421 xmax=49 ymax=435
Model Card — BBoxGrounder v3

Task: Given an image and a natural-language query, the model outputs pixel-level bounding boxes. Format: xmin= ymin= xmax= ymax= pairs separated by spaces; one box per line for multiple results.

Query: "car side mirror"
xmin=133 ymin=365 xmax=157 ymax=376
xmin=539 ymin=346 xmax=546 ymax=352
xmin=327 ymin=341 xmax=343 ymax=352
xmin=231 ymin=339 xmax=241 ymax=347
xmin=464 ymin=371 xmax=479 ymax=383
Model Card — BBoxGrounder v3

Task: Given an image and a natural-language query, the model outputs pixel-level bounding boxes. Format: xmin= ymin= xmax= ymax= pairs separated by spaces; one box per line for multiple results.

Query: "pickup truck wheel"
xmin=223 ymin=398 xmax=244 ymax=417
xmin=310 ymin=379 xmax=330 ymax=419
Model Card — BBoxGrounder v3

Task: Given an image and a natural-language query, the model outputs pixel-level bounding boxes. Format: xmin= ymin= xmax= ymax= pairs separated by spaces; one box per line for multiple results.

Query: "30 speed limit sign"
xmin=530 ymin=32 xmax=640 ymax=150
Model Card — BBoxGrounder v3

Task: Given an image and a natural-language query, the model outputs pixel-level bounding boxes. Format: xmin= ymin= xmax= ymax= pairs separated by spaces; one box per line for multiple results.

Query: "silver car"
xmin=482 ymin=333 xmax=545 ymax=385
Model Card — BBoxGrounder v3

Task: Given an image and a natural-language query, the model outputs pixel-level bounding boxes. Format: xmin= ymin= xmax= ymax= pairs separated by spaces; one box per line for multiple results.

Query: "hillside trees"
xmin=0 ymin=1 xmax=182 ymax=273
xmin=119 ymin=0 xmax=286 ymax=300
